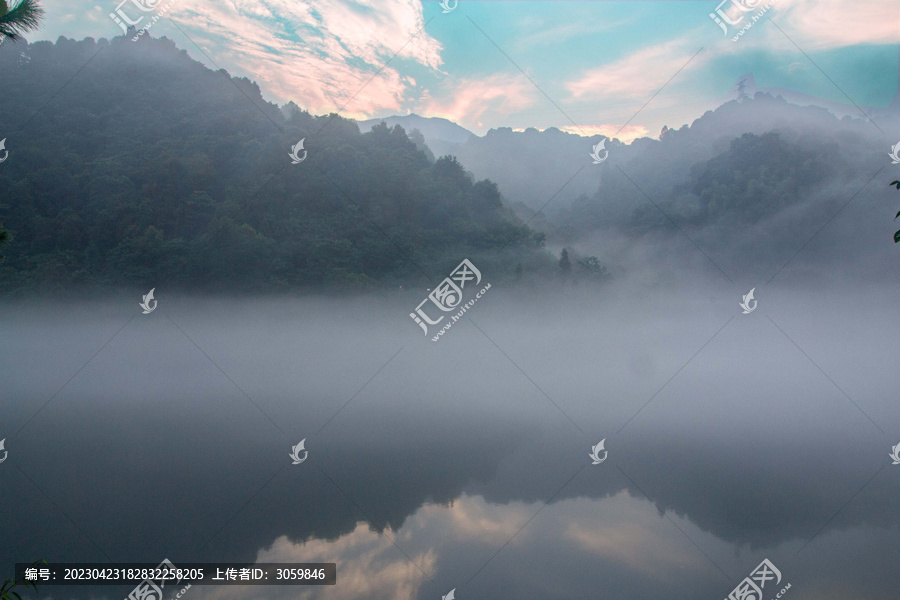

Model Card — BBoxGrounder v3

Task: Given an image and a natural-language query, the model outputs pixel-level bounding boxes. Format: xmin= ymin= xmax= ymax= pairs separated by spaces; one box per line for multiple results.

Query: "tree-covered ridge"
xmin=671 ymin=131 xmax=839 ymax=225
xmin=0 ymin=33 xmax=544 ymax=293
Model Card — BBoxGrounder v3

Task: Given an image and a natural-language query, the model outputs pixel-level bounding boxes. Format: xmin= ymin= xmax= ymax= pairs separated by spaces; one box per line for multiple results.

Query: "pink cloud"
xmin=559 ymin=124 xmax=650 ymax=144
xmin=768 ymin=0 xmax=899 ymax=50
xmin=422 ymin=73 xmax=537 ymax=128
xmin=161 ymin=0 xmax=442 ymax=118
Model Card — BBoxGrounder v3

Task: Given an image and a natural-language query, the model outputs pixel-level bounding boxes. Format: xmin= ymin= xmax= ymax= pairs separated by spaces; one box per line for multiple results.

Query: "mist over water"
xmin=2 ymin=4 xmax=900 ymax=599
xmin=3 ymin=268 xmax=899 ymax=600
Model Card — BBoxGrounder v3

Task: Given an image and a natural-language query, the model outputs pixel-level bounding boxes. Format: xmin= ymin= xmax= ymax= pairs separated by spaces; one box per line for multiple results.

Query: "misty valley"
xmin=2 ymin=3 xmax=900 ymax=600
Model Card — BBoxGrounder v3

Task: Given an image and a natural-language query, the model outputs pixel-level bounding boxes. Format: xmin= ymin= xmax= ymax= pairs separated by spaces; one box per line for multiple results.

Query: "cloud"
xmin=180 ymin=491 xmax=729 ymax=600
xmin=708 ymin=0 xmax=898 ymax=54
xmin=160 ymin=0 xmax=442 ymax=118
xmin=194 ymin=523 xmax=436 ymax=600
xmin=559 ymin=124 xmax=650 ymax=143
xmin=511 ymin=16 xmax=635 ymax=50
xmin=185 ymin=495 xmax=530 ymax=600
xmin=410 ymin=495 xmax=531 ymax=545
xmin=422 ymin=72 xmax=537 ymax=127
xmin=562 ymin=493 xmax=710 ymax=580
xmin=768 ymin=0 xmax=899 ymax=50
xmin=565 ymin=37 xmax=708 ymax=101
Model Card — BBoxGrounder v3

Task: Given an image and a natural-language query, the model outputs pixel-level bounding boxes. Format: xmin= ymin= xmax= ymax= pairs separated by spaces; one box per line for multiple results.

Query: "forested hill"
xmin=0 ymin=33 xmax=544 ymax=294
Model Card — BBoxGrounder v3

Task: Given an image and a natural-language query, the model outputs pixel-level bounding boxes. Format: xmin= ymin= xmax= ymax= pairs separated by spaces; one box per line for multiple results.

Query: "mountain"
xmin=552 ymin=93 xmax=899 ymax=281
xmin=356 ymin=114 xmax=475 ymax=158
xmin=733 ymin=72 xmax=900 ymax=124
xmin=452 ymin=126 xmax=611 ymax=217
xmin=0 ymin=35 xmax=544 ymax=294
xmin=356 ymin=119 xmax=615 ymax=215
xmin=2 ymin=32 xmax=894 ymax=294
xmin=358 ymin=68 xmax=900 ymax=221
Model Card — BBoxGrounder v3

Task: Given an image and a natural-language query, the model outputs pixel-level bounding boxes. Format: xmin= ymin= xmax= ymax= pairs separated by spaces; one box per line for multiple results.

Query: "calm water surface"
xmin=2 ymin=283 xmax=899 ymax=600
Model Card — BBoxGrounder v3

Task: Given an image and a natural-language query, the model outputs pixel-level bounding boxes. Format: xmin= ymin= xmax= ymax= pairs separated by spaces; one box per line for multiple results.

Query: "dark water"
xmin=2 ymin=282 xmax=900 ymax=600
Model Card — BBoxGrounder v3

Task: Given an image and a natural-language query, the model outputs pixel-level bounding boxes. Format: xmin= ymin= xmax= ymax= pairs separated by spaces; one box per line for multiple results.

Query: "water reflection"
xmin=1 ymin=287 xmax=899 ymax=599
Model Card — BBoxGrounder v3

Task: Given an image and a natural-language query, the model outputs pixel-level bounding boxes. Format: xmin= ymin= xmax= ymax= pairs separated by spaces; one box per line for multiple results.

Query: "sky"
xmin=25 ymin=0 xmax=900 ymax=141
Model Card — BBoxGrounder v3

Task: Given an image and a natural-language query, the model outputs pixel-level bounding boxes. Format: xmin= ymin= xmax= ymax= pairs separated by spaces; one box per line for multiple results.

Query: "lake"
xmin=2 ymin=279 xmax=899 ymax=600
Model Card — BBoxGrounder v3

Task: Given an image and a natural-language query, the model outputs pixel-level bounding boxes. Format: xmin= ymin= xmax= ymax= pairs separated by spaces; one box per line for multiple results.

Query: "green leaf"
xmin=895 ymin=229 xmax=900 ymax=243
xmin=892 ymin=180 xmax=900 ymax=189
xmin=11 ymin=591 xmax=21 ymax=600
xmin=895 ymin=210 xmax=900 ymax=219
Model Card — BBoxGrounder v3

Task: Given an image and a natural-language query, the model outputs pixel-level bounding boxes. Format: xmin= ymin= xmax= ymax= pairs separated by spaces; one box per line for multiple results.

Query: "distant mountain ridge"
xmin=359 ymin=89 xmax=900 ymax=219
xmin=356 ymin=114 xmax=475 ymax=157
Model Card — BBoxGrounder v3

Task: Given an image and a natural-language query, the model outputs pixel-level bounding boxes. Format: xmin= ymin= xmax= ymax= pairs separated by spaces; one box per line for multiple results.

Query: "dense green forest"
xmin=0 ymin=33 xmax=547 ymax=293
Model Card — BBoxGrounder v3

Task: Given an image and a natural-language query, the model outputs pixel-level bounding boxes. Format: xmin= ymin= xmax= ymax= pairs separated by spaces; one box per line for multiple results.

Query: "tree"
xmin=0 ymin=0 xmax=44 ymax=42
xmin=407 ymin=128 xmax=435 ymax=163
xmin=735 ymin=78 xmax=750 ymax=103
xmin=1 ymin=561 xmax=45 ymax=600
xmin=0 ymin=34 xmax=548 ymax=293
xmin=577 ymin=255 xmax=610 ymax=280
xmin=889 ymin=181 xmax=900 ymax=243
xmin=559 ymin=248 xmax=571 ymax=273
